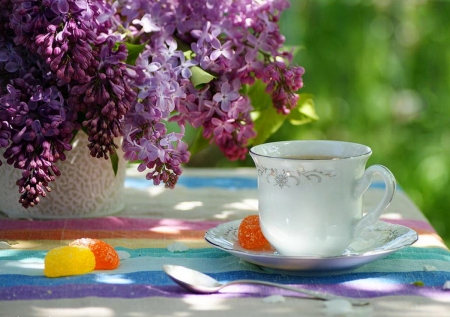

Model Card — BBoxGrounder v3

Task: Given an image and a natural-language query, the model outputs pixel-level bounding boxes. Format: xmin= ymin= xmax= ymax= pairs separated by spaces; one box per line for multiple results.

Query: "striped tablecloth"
xmin=1 ymin=168 xmax=449 ymax=316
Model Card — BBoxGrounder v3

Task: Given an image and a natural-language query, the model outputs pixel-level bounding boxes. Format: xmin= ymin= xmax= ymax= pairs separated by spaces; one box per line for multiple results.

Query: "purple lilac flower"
xmin=0 ymin=77 xmax=76 ymax=207
xmin=10 ymin=0 xmax=104 ymax=85
xmin=213 ymin=82 xmax=240 ymax=112
xmin=165 ymin=0 xmax=302 ymax=159
xmin=122 ymin=36 xmax=190 ymax=188
xmin=0 ymin=0 xmax=306 ymax=205
xmin=0 ymin=1 xmax=78 ymax=206
xmin=70 ymin=37 xmax=136 ymax=159
xmin=261 ymin=62 xmax=305 ymax=114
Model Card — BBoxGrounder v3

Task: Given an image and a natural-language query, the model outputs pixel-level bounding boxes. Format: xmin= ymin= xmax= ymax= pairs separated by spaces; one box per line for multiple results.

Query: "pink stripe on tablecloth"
xmin=0 ymin=217 xmax=222 ymax=231
xmin=0 ymin=217 xmax=434 ymax=232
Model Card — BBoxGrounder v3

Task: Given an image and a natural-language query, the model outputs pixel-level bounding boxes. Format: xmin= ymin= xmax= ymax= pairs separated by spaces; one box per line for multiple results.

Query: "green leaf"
xmin=246 ymin=80 xmax=271 ymax=112
xmin=246 ymin=80 xmax=284 ymax=145
xmin=184 ymin=50 xmax=194 ymax=60
xmin=190 ymin=66 xmax=216 ymax=88
xmin=247 ymin=81 xmax=317 ymax=146
xmin=110 ymin=150 xmax=119 ymax=177
xmin=287 ymin=94 xmax=319 ymax=125
xmin=176 ymin=38 xmax=192 ymax=53
xmin=247 ymin=80 xmax=285 ymax=145
xmin=251 ymin=105 xmax=287 ymax=146
xmin=412 ymin=281 xmax=425 ymax=287
xmin=188 ymin=127 xmax=211 ymax=156
xmin=125 ymin=42 xmax=147 ymax=65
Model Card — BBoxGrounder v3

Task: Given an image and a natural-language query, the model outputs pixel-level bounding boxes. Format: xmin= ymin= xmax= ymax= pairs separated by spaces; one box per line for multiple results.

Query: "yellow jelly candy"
xmin=44 ymin=245 xmax=96 ymax=278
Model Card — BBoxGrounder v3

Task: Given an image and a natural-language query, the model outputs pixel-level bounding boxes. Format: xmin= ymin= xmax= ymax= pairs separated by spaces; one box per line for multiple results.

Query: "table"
xmin=1 ymin=167 xmax=449 ymax=316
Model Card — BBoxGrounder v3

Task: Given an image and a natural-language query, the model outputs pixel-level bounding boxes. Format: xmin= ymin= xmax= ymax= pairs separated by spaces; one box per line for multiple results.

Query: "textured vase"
xmin=0 ymin=133 xmax=126 ymax=219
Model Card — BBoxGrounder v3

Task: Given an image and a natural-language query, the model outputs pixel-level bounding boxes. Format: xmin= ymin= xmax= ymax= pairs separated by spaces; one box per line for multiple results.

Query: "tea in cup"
xmin=249 ymin=140 xmax=396 ymax=257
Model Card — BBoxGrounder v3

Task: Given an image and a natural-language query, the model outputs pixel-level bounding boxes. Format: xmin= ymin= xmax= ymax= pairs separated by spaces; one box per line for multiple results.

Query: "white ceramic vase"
xmin=0 ymin=133 xmax=126 ymax=219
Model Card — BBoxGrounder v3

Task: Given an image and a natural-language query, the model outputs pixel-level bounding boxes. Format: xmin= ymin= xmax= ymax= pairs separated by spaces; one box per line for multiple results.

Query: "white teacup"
xmin=249 ymin=140 xmax=396 ymax=257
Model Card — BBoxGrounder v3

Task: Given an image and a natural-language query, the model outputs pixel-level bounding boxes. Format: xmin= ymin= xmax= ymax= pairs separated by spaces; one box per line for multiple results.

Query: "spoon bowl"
xmin=163 ymin=264 xmax=369 ymax=306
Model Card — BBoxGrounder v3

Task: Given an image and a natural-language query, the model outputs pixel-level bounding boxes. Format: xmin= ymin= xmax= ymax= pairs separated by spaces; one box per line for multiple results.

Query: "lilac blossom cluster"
xmin=0 ymin=0 xmax=305 ymax=208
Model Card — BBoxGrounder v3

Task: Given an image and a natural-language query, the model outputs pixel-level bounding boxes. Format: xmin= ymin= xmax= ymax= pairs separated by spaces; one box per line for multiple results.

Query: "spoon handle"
xmin=226 ymin=280 xmax=369 ymax=306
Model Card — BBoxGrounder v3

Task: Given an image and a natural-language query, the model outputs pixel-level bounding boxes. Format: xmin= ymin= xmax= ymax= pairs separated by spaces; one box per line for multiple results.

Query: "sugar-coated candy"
xmin=238 ymin=215 xmax=271 ymax=250
xmin=44 ymin=246 xmax=95 ymax=278
xmin=167 ymin=241 xmax=190 ymax=252
xmin=70 ymin=238 xmax=120 ymax=270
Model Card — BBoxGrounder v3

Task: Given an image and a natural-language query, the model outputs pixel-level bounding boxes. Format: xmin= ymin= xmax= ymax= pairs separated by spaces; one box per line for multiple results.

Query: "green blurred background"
xmin=187 ymin=0 xmax=450 ymax=247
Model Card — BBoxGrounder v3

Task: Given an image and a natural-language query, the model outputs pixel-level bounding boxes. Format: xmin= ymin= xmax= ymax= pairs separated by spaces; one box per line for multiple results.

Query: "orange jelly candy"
xmin=238 ymin=215 xmax=271 ymax=250
xmin=70 ymin=238 xmax=120 ymax=270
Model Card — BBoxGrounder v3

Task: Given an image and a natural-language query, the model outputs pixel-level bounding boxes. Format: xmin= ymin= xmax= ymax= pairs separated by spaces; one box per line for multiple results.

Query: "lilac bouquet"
xmin=0 ymin=0 xmax=315 ymax=208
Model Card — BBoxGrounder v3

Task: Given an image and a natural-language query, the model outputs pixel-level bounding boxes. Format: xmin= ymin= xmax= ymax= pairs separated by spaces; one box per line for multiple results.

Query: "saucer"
xmin=204 ymin=220 xmax=418 ymax=272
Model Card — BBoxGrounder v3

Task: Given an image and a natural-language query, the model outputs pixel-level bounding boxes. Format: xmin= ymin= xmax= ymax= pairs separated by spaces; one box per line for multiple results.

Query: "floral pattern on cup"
xmin=256 ymin=164 xmax=338 ymax=188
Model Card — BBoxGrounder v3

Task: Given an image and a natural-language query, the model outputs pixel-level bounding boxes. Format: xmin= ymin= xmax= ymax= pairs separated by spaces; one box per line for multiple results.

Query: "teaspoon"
xmin=163 ymin=265 xmax=369 ymax=306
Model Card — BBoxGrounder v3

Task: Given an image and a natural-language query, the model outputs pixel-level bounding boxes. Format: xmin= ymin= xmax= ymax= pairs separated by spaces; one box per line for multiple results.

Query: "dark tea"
xmin=281 ymin=155 xmax=340 ymax=160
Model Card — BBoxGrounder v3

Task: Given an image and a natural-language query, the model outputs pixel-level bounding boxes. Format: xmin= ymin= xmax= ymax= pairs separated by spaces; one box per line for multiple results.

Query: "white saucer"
xmin=204 ymin=220 xmax=418 ymax=272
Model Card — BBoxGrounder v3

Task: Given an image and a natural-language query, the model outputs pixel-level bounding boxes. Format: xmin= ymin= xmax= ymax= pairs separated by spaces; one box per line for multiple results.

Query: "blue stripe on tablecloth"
xmin=1 ymin=269 xmax=450 ymax=288
xmin=0 ymin=247 xmax=230 ymax=262
xmin=125 ymin=176 xmax=395 ymax=191
xmin=2 ymin=247 xmax=449 ymax=276
xmin=125 ymin=176 xmax=257 ymax=190
xmin=0 ymin=270 xmax=449 ymax=301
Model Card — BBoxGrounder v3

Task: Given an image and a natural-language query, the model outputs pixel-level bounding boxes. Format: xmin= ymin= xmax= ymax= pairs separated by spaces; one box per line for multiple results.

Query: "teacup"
xmin=249 ymin=140 xmax=396 ymax=257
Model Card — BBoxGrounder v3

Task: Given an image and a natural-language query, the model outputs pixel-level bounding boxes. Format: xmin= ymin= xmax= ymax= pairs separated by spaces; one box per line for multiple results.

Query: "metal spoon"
xmin=163 ymin=265 xmax=369 ymax=306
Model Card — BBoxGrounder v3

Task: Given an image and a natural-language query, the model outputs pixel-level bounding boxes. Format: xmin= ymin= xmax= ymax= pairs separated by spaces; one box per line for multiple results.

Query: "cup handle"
xmin=353 ymin=165 xmax=396 ymax=237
